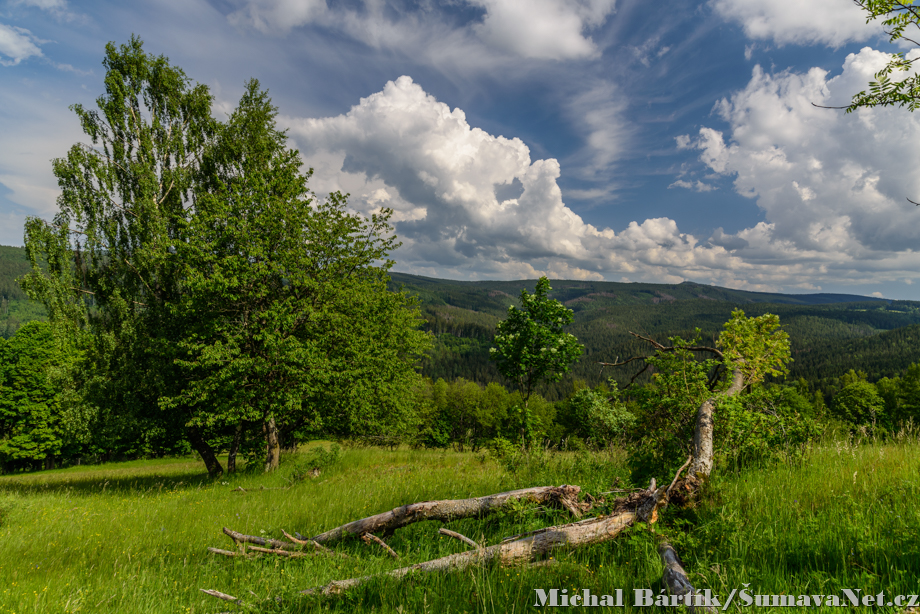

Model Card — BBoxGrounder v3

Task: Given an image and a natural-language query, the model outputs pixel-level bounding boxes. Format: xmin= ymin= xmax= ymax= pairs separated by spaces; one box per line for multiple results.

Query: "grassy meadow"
xmin=0 ymin=438 xmax=919 ymax=613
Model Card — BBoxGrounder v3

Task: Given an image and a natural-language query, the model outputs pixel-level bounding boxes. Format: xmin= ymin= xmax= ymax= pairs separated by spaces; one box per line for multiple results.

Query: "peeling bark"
xmin=687 ymin=367 xmax=745 ymax=482
xmin=301 ymin=492 xmax=660 ymax=596
xmin=659 ymin=541 xmax=717 ymax=613
xmin=310 ymin=485 xmax=582 ymax=544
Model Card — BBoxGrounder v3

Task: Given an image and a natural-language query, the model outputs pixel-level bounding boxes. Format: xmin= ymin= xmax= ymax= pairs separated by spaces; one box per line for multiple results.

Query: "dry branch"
xmin=361 ymin=533 xmax=399 ymax=558
xmin=301 ymin=488 xmax=663 ymax=596
xmin=220 ymin=527 xmax=346 ymax=558
xmin=658 ymin=541 xmax=717 ymax=613
xmin=247 ymin=546 xmax=310 ymax=558
xmin=439 ymin=528 xmax=480 ymax=550
xmin=309 ymin=485 xmax=581 ymax=544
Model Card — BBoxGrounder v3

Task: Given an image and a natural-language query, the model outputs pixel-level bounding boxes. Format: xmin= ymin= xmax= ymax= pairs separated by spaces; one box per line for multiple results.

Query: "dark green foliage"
xmin=556 ymin=385 xmax=635 ymax=448
xmin=716 ymin=387 xmax=821 ymax=470
xmin=490 ymin=277 xmax=583 ymax=439
xmin=411 ymin=378 xmax=556 ymax=450
xmin=0 ymin=245 xmax=47 ymax=339
xmin=0 ymin=322 xmax=69 ymax=471
xmin=833 ymin=380 xmax=887 ymax=432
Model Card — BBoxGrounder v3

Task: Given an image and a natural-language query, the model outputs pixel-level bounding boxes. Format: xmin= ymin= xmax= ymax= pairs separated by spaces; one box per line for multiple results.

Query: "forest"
xmin=3 ymin=26 xmax=920 ymax=613
xmin=4 ymin=237 xmax=920 ymax=473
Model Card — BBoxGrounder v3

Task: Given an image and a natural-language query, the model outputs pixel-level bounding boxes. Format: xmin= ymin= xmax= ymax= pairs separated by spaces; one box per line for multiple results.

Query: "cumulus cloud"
xmin=283 ymin=75 xmax=891 ymax=291
xmin=676 ymin=47 xmax=920 ymax=287
xmin=0 ymin=23 xmax=43 ymax=66
xmin=710 ymin=0 xmax=881 ymax=47
xmin=227 ymin=0 xmax=615 ymax=61
xmin=470 ymin=0 xmax=616 ymax=60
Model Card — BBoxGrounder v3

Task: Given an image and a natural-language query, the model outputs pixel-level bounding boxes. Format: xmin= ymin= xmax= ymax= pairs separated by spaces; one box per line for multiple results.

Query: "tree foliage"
xmin=849 ymin=0 xmax=920 ymax=112
xmin=20 ymin=38 xmax=430 ymax=475
xmin=490 ymin=277 xmax=583 ymax=439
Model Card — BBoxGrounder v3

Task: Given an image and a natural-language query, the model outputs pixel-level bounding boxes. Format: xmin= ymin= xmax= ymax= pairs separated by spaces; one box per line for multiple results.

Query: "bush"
xmin=833 ymin=380 xmax=887 ymax=433
xmin=716 ymin=386 xmax=820 ymax=470
xmin=559 ymin=386 xmax=635 ymax=448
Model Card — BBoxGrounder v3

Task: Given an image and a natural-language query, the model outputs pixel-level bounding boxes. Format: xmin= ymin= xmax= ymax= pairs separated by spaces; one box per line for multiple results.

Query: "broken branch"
xmin=438 ymin=528 xmax=480 ymax=550
xmin=361 ymin=533 xmax=399 ymax=558
xmin=309 ymin=485 xmax=581 ymax=544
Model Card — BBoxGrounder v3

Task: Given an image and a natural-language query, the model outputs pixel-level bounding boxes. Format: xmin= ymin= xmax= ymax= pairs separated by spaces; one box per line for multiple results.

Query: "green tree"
xmin=490 ymin=277 xmax=583 ymax=441
xmin=21 ymin=39 xmax=430 ymax=475
xmin=164 ymin=81 xmax=430 ymax=470
xmin=833 ymin=380 xmax=887 ymax=431
xmin=0 ymin=322 xmax=78 ymax=472
xmin=848 ymin=1 xmax=920 ymax=112
xmin=20 ymin=36 xmax=220 ymax=472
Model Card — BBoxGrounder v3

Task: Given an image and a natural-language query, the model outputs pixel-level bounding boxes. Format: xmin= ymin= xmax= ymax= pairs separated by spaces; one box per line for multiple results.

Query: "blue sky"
xmin=2 ymin=0 xmax=920 ymax=298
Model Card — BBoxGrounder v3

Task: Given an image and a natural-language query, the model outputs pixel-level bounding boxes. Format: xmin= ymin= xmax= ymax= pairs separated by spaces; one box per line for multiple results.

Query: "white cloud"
xmin=227 ymin=0 xmax=327 ymax=34
xmin=12 ymin=0 xmax=80 ymax=21
xmin=710 ymin=0 xmax=881 ymax=47
xmin=284 ymin=75 xmax=916 ymax=292
xmin=677 ymin=47 xmax=920 ymax=287
xmin=668 ymin=179 xmax=716 ymax=192
xmin=565 ymin=80 xmax=631 ymax=177
xmin=871 ymin=291 xmax=884 ymax=298
xmin=0 ymin=23 xmax=43 ymax=66
xmin=471 ymin=0 xmax=615 ymax=60
xmin=228 ymin=0 xmax=616 ymax=61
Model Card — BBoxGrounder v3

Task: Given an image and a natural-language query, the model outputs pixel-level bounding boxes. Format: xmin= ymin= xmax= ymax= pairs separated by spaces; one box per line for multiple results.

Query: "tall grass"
xmin=0 ymin=439 xmax=918 ymax=613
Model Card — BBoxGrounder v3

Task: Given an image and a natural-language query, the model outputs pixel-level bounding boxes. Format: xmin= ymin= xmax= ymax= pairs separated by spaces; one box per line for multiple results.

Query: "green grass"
xmin=0 ymin=440 xmax=918 ymax=613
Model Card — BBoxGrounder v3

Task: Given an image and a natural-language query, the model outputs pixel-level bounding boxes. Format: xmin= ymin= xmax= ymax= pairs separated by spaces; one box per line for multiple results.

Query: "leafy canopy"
xmin=719 ymin=309 xmax=791 ymax=385
xmin=490 ymin=276 xmax=583 ymax=405
xmin=849 ymin=1 xmax=920 ymax=112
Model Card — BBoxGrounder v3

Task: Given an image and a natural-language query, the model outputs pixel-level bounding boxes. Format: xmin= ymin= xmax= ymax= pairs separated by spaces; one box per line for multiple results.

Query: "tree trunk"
xmin=228 ymin=423 xmax=242 ymax=474
xmin=687 ymin=367 xmax=744 ymax=482
xmin=189 ymin=428 xmax=224 ymax=478
xmin=302 ymin=489 xmax=661 ymax=596
xmin=310 ymin=485 xmax=582 ymax=544
xmin=44 ymin=455 xmax=55 ymax=471
xmin=263 ymin=415 xmax=280 ymax=472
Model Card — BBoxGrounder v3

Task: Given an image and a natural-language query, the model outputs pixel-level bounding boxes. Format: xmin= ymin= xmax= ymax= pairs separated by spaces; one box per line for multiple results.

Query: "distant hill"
xmin=387 ymin=272 xmax=920 ymax=397
xmin=5 ymin=245 xmax=920 ymax=394
xmin=0 ymin=245 xmax=45 ymax=338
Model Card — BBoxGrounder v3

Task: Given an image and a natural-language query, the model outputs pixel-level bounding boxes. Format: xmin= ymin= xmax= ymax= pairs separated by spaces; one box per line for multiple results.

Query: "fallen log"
xmin=658 ymin=541 xmax=717 ymax=613
xmin=300 ymin=487 xmax=663 ymax=596
xmin=309 ymin=484 xmax=582 ymax=544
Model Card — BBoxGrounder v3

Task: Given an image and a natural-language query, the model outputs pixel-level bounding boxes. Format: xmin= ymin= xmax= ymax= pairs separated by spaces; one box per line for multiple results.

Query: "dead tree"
xmin=203 ymin=310 xmax=790 ymax=607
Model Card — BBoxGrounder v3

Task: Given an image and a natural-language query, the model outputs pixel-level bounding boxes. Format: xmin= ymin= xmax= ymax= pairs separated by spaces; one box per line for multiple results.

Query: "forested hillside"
xmin=5 ymin=246 xmax=920 ymax=393
xmin=388 ymin=272 xmax=920 ymax=397
xmin=0 ymin=245 xmax=45 ymax=338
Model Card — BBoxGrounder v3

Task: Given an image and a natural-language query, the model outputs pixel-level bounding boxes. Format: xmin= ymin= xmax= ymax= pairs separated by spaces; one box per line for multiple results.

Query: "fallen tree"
xmin=202 ymin=310 xmax=791 ymax=607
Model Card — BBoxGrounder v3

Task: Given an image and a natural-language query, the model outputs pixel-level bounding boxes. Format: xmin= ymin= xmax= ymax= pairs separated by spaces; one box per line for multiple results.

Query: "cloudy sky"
xmin=2 ymin=0 xmax=920 ymax=298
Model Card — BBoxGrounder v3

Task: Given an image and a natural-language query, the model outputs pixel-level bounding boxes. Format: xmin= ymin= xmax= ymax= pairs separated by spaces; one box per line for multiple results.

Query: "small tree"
xmin=490 ymin=277 xmax=583 ymax=441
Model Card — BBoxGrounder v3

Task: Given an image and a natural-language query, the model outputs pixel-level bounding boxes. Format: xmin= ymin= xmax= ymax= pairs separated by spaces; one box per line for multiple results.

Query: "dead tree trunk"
xmin=309 ymin=485 xmax=581 ymax=544
xmin=302 ymin=489 xmax=661 ymax=596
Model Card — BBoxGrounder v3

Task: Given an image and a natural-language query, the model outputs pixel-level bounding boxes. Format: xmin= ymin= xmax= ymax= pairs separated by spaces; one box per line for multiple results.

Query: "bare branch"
xmin=439 ymin=528 xmax=481 ymax=550
xmin=361 ymin=533 xmax=399 ymax=558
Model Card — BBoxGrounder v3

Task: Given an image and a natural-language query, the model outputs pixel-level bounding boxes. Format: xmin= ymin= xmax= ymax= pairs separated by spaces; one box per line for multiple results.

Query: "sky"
xmin=2 ymin=0 xmax=920 ymax=299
